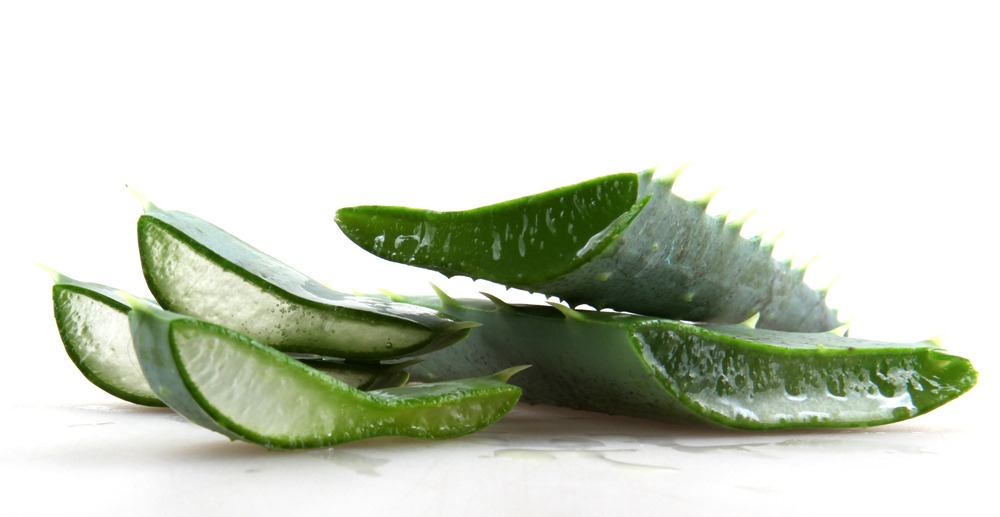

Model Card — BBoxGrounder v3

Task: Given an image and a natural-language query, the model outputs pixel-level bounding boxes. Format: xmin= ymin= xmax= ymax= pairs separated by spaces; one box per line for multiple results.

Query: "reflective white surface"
xmin=2 ymin=1 xmax=996 ymax=515
xmin=2 ymin=390 xmax=990 ymax=516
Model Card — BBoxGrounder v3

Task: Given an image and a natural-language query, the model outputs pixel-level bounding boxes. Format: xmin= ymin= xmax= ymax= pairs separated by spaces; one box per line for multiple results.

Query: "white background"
xmin=1 ymin=1 xmax=996 ymax=515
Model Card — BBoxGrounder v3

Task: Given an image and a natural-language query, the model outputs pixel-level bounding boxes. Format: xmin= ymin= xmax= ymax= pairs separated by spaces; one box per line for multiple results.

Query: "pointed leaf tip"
xmin=739 ymin=312 xmax=761 ymax=329
xmin=794 ymin=255 xmax=820 ymax=273
xmin=637 ymin=167 xmax=657 ymax=192
xmin=827 ymin=324 xmax=851 ymax=337
xmin=479 ymin=292 xmax=516 ymax=312
xmin=37 ymin=263 xmax=65 ymax=283
xmin=727 ymin=209 xmax=758 ymax=232
xmin=547 ymin=301 xmax=588 ymax=321
xmin=430 ymin=283 xmax=461 ymax=310
xmin=376 ymin=288 xmax=408 ymax=303
xmin=660 ymin=163 xmax=688 ymax=188
xmin=692 ymin=185 xmax=723 ymax=211
xmin=921 ymin=335 xmax=944 ymax=348
xmin=819 ymin=275 xmax=840 ymax=299
xmin=491 ymin=365 xmax=531 ymax=383
xmin=118 ymin=291 xmax=145 ymax=309
xmin=118 ymin=291 xmax=161 ymax=314
xmin=126 ymin=185 xmax=157 ymax=212
xmin=449 ymin=320 xmax=482 ymax=331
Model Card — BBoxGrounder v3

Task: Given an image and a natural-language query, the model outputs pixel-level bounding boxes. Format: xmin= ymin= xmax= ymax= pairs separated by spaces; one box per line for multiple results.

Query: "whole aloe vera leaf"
xmin=336 ymin=170 xmax=838 ymax=332
xmin=403 ymin=290 xmax=976 ymax=430
xmin=136 ymin=198 xmax=476 ymax=361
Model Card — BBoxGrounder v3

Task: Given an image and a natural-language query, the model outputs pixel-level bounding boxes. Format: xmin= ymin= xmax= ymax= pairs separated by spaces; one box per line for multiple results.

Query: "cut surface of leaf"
xmin=128 ymin=301 xmax=523 ymax=449
xmin=336 ymin=170 xmax=839 ymax=332
xmin=406 ymin=292 xmax=976 ymax=430
xmin=48 ymin=271 xmax=165 ymax=407
xmin=137 ymin=203 xmax=474 ymax=360
xmin=47 ymin=271 xmax=414 ymax=405
xmin=289 ymin=355 xmax=418 ymax=390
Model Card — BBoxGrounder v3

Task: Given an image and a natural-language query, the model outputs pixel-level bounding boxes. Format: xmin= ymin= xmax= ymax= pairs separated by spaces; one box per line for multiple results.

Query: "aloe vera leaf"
xmin=288 ymin=356 xmax=418 ymax=390
xmin=404 ymin=291 xmax=976 ymax=430
xmin=47 ymin=270 xmax=166 ymax=407
xmin=128 ymin=299 xmax=524 ymax=449
xmin=335 ymin=170 xmax=839 ymax=332
xmin=47 ymin=272 xmax=417 ymax=405
xmin=136 ymin=199 xmax=475 ymax=361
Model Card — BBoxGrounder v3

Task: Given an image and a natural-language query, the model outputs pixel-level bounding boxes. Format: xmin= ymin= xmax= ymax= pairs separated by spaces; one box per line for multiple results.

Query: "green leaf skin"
xmin=336 ymin=173 xmax=644 ymax=283
xmin=405 ymin=292 xmax=976 ymax=430
xmin=128 ymin=300 xmax=523 ymax=449
xmin=335 ymin=170 xmax=839 ymax=332
xmin=138 ymin=204 xmax=476 ymax=361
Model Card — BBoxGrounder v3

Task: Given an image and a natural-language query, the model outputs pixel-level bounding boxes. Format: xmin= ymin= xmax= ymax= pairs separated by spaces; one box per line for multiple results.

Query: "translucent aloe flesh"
xmin=49 ymin=271 xmax=165 ymax=407
xmin=336 ymin=170 xmax=840 ymax=332
xmin=404 ymin=291 xmax=976 ymax=430
xmin=286 ymin=355 xmax=417 ymax=391
xmin=48 ymin=272 xmax=416 ymax=406
xmin=128 ymin=300 xmax=524 ymax=449
xmin=137 ymin=202 xmax=475 ymax=360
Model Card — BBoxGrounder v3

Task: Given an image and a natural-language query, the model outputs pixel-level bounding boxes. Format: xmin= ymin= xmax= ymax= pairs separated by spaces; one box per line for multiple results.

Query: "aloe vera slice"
xmin=136 ymin=198 xmax=475 ymax=360
xmin=336 ymin=170 xmax=839 ymax=332
xmin=405 ymin=291 xmax=976 ymax=430
xmin=287 ymin=355 xmax=418 ymax=391
xmin=128 ymin=299 xmax=524 ymax=449
xmin=47 ymin=271 xmax=415 ymax=406
xmin=47 ymin=269 xmax=165 ymax=407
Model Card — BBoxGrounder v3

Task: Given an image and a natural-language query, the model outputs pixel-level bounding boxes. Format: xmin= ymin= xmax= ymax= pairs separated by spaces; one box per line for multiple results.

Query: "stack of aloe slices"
xmin=47 ymin=198 xmax=524 ymax=449
xmin=46 ymin=169 xmax=977 ymax=449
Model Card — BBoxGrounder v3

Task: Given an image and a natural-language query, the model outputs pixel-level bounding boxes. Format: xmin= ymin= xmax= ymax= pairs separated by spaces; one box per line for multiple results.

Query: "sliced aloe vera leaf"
xmin=406 ymin=291 xmax=976 ymax=430
xmin=46 ymin=269 xmax=166 ymax=407
xmin=336 ymin=170 xmax=839 ymax=332
xmin=337 ymin=173 xmax=644 ymax=283
xmin=289 ymin=356 xmax=417 ymax=390
xmin=136 ymin=199 xmax=475 ymax=361
xmin=46 ymin=270 xmax=414 ymax=403
xmin=128 ymin=300 xmax=524 ymax=449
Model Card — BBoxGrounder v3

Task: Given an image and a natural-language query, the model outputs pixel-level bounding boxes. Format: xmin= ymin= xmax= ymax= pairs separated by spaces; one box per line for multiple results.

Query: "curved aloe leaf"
xmin=128 ymin=299 xmax=523 ymax=449
xmin=336 ymin=170 xmax=839 ymax=332
xmin=46 ymin=271 xmax=417 ymax=406
xmin=137 ymin=197 xmax=475 ymax=360
xmin=287 ymin=355 xmax=418 ymax=391
xmin=47 ymin=269 xmax=166 ymax=407
xmin=404 ymin=290 xmax=976 ymax=430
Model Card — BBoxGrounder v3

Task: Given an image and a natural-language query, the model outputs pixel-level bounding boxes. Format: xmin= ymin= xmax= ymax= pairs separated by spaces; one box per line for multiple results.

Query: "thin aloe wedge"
xmin=336 ymin=170 xmax=839 ymax=332
xmin=47 ymin=268 xmax=166 ymax=407
xmin=127 ymin=299 xmax=525 ymax=449
xmin=287 ymin=355 xmax=418 ymax=391
xmin=46 ymin=270 xmax=415 ymax=406
xmin=135 ymin=194 xmax=476 ymax=360
xmin=403 ymin=290 xmax=976 ymax=430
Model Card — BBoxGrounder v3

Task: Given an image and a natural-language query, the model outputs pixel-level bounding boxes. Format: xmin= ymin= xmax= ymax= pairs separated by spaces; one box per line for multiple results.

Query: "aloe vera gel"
xmin=138 ymin=203 xmax=474 ymax=360
xmin=46 ymin=271 xmax=423 ymax=408
xmin=48 ymin=271 xmax=165 ymax=407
